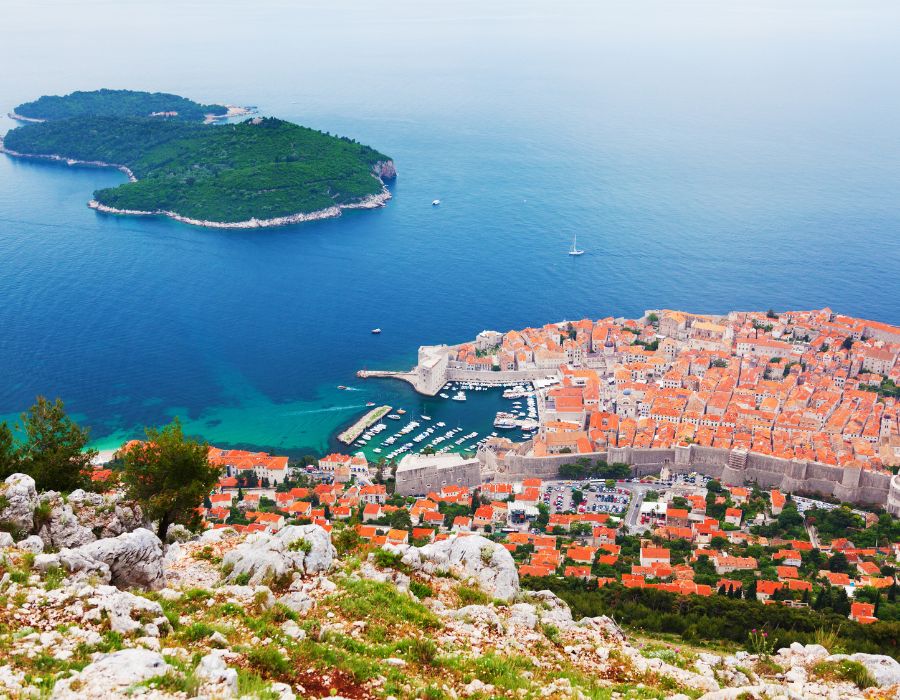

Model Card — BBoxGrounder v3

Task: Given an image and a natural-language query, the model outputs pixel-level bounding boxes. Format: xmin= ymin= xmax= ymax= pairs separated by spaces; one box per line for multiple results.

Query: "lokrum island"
xmin=1 ymin=89 xmax=396 ymax=228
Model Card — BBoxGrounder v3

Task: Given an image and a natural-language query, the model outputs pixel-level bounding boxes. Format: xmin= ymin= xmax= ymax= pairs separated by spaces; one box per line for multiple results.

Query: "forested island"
xmin=2 ymin=90 xmax=396 ymax=227
xmin=10 ymin=88 xmax=229 ymax=122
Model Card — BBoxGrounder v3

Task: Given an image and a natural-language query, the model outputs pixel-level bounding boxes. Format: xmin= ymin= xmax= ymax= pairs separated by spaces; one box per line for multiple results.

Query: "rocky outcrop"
xmin=0 ymin=473 xmax=38 ymax=535
xmin=44 ymin=527 xmax=165 ymax=590
xmin=81 ymin=585 xmax=169 ymax=635
xmin=221 ymin=524 xmax=335 ymax=585
xmin=389 ymin=534 xmax=519 ymax=602
xmin=372 ymin=159 xmax=397 ymax=180
xmin=849 ymin=653 xmax=900 ymax=688
xmin=35 ymin=493 xmax=95 ymax=549
xmin=51 ymin=648 xmax=169 ymax=698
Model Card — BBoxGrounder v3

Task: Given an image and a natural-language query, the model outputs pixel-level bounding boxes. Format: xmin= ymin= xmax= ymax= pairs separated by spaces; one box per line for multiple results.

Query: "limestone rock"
xmin=196 ymin=651 xmax=239 ymax=695
xmin=849 ymin=653 xmax=900 ymax=688
xmin=83 ymin=585 xmax=167 ymax=635
xmin=36 ymin=494 xmax=95 ymax=549
xmin=51 ymin=648 xmax=169 ymax=698
xmin=393 ymin=534 xmax=519 ymax=602
xmin=221 ymin=524 xmax=334 ymax=585
xmin=59 ymin=527 xmax=165 ymax=590
xmin=17 ymin=535 xmax=44 ymax=553
xmin=0 ymin=473 xmax=38 ymax=535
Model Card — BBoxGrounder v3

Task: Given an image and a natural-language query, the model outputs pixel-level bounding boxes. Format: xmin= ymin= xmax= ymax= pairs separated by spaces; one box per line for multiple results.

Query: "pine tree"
xmin=121 ymin=418 xmax=219 ymax=540
xmin=745 ymin=579 xmax=757 ymax=600
xmin=17 ymin=397 xmax=96 ymax=492
xmin=0 ymin=422 xmax=19 ymax=480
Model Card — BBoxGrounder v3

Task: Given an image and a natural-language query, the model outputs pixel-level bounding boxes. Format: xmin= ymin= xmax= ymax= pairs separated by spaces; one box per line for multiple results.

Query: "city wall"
xmin=446 ymin=368 xmax=551 ymax=384
xmin=487 ymin=443 xmax=894 ymax=508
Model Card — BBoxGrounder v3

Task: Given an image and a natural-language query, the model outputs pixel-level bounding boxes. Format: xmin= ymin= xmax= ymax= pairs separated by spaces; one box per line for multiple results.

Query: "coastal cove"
xmin=0 ymin=0 xmax=898 ymax=457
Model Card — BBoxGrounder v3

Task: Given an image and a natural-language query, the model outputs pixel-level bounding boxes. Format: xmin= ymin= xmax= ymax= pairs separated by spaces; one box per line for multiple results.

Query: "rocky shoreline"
xmin=0 ymin=135 xmax=137 ymax=182
xmin=1 ymin=135 xmax=396 ymax=228
xmin=7 ymin=110 xmax=45 ymax=123
xmin=87 ymin=187 xmax=393 ymax=229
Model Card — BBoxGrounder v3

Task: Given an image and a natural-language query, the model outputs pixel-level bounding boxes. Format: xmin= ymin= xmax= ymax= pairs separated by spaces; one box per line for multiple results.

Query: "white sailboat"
xmin=568 ymin=235 xmax=584 ymax=256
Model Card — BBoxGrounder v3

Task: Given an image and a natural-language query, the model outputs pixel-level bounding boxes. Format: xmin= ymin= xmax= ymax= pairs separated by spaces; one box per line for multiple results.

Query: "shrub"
xmin=455 ymin=585 xmax=490 ymax=607
xmin=409 ymin=580 xmax=433 ymax=600
xmin=287 ymin=538 xmax=312 ymax=553
xmin=408 ymin=637 xmax=437 ymax=665
xmin=247 ymin=647 xmax=291 ymax=678
xmin=812 ymin=660 xmax=876 ymax=689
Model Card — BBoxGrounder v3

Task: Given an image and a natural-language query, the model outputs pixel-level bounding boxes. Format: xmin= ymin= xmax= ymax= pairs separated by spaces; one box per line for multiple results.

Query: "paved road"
xmin=622 ymin=483 xmax=657 ymax=533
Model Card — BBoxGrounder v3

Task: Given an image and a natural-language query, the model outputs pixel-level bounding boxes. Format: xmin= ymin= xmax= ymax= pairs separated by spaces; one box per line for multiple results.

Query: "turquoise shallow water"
xmin=1 ymin=0 xmax=898 ymax=455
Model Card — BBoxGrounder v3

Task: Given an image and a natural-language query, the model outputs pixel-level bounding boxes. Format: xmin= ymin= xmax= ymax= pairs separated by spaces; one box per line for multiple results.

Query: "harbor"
xmin=331 ymin=379 xmax=546 ymax=461
xmin=336 ymin=404 xmax=391 ymax=445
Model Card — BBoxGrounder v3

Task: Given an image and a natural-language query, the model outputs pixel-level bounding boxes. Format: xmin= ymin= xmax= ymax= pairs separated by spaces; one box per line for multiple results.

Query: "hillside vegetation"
xmin=12 ymin=88 xmax=227 ymax=122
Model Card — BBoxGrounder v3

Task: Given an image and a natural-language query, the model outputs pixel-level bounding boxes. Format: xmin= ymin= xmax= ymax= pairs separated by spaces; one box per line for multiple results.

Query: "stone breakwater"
xmin=1 ymin=137 xmax=397 ymax=228
xmin=0 ymin=136 xmax=138 ymax=182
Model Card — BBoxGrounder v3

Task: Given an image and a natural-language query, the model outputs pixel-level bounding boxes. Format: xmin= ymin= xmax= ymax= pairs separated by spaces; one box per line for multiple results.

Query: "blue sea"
xmin=1 ymin=0 xmax=898 ymax=456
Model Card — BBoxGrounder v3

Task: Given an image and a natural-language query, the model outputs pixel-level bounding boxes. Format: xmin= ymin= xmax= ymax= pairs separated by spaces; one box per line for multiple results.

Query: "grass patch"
xmin=455 ymin=584 xmax=490 ymax=607
xmin=247 ymin=647 xmax=291 ymax=678
xmin=409 ymin=580 xmax=433 ymax=600
xmin=236 ymin=669 xmax=280 ymax=699
xmin=329 ymin=578 xmax=440 ymax=630
xmin=811 ymin=659 xmax=876 ymax=690
xmin=373 ymin=548 xmax=411 ymax=573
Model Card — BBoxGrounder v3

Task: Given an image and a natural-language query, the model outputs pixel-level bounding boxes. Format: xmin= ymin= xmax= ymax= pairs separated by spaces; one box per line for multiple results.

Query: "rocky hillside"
xmin=1 ymin=473 xmax=898 ymax=700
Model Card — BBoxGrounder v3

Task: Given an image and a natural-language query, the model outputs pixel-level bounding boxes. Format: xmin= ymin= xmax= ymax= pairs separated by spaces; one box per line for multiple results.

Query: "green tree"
xmin=121 ymin=418 xmax=219 ymax=540
xmin=0 ymin=422 xmax=19 ymax=480
xmin=17 ymin=397 xmax=95 ymax=492
xmin=827 ymin=552 xmax=850 ymax=573
xmin=389 ymin=508 xmax=412 ymax=531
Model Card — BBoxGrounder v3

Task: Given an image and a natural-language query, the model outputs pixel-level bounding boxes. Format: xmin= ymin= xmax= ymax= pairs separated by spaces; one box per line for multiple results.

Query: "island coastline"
xmin=7 ymin=110 xmax=46 ymax=123
xmin=1 ymin=133 xmax=394 ymax=228
xmin=86 ymin=187 xmax=392 ymax=229
xmin=0 ymin=135 xmax=137 ymax=182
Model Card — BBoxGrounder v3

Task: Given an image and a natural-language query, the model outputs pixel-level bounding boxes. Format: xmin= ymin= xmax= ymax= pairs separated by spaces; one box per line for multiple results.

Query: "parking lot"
xmin=542 ymin=480 xmax=630 ymax=515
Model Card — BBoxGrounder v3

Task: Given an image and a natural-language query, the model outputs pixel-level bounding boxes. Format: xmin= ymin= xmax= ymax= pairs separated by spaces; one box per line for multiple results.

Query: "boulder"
xmin=59 ymin=527 xmax=165 ymax=590
xmin=0 ymin=532 xmax=13 ymax=548
xmin=195 ymin=651 xmax=239 ymax=694
xmin=0 ymin=473 xmax=38 ymax=535
xmin=221 ymin=524 xmax=335 ymax=585
xmin=395 ymin=534 xmax=519 ymax=602
xmin=507 ymin=603 xmax=538 ymax=630
xmin=528 ymin=589 xmax=575 ymax=628
xmin=36 ymin=494 xmax=95 ymax=549
xmin=279 ymin=590 xmax=315 ymax=616
xmin=81 ymin=585 xmax=167 ymax=635
xmin=16 ymin=535 xmax=44 ymax=554
xmin=51 ymin=648 xmax=169 ymax=698
xmin=849 ymin=653 xmax=900 ymax=688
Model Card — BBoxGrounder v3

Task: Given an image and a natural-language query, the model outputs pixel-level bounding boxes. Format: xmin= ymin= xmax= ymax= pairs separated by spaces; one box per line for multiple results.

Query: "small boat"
xmin=397 ymin=408 xmax=407 ymax=415
xmin=439 ymin=393 xmax=449 ymax=399
xmin=568 ymin=234 xmax=585 ymax=256
xmin=371 ymin=328 xmax=382 ymax=334
xmin=421 ymin=415 xmax=432 ymax=421
xmin=366 ymin=402 xmax=376 ymax=407
xmin=387 ymin=414 xmax=401 ymax=420
xmin=337 ymin=385 xmax=348 ymax=390
xmin=432 ymin=199 xmax=441 ymax=206
xmin=452 ymin=391 xmax=467 ymax=402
